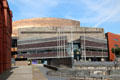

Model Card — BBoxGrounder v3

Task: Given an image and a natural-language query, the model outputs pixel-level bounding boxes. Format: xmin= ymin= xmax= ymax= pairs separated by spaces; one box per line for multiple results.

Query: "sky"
xmin=8 ymin=0 xmax=120 ymax=34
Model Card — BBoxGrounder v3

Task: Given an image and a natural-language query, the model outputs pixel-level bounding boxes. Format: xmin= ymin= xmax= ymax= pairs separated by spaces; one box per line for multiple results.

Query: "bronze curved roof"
xmin=12 ymin=17 xmax=80 ymax=36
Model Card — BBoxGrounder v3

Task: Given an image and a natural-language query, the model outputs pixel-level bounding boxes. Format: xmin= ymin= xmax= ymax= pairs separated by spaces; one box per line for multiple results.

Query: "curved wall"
xmin=12 ymin=18 xmax=80 ymax=37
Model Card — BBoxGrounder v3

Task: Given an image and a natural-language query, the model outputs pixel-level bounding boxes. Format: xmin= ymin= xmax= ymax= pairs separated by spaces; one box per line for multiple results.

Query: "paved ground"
xmin=32 ymin=64 xmax=47 ymax=80
xmin=0 ymin=65 xmax=47 ymax=80
xmin=0 ymin=66 xmax=32 ymax=80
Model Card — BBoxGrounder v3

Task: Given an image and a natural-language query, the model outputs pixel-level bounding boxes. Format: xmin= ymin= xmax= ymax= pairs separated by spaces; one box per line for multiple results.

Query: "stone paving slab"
xmin=8 ymin=66 xmax=32 ymax=80
xmin=0 ymin=65 xmax=48 ymax=80
xmin=32 ymin=64 xmax=47 ymax=80
xmin=0 ymin=66 xmax=32 ymax=80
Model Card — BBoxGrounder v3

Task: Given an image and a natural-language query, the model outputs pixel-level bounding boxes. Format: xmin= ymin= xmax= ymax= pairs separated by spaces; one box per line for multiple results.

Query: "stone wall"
xmin=47 ymin=57 xmax=73 ymax=68
xmin=18 ymin=26 xmax=105 ymax=42
xmin=13 ymin=18 xmax=105 ymax=41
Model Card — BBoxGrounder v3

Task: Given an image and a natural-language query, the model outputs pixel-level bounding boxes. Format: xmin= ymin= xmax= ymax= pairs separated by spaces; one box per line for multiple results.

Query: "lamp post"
xmin=84 ymin=29 xmax=86 ymax=62
xmin=71 ymin=26 xmax=74 ymax=58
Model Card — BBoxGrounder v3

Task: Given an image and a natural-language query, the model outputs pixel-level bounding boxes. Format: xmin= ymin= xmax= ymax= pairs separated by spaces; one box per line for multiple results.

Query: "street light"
xmin=84 ymin=28 xmax=86 ymax=62
xmin=71 ymin=26 xmax=74 ymax=58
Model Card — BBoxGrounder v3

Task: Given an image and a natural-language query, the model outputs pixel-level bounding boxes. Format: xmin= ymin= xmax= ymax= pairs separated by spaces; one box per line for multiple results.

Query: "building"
xmin=0 ymin=0 xmax=12 ymax=74
xmin=17 ymin=36 xmax=73 ymax=67
xmin=80 ymin=36 xmax=108 ymax=61
xmin=17 ymin=36 xmax=108 ymax=61
xmin=106 ymin=32 xmax=120 ymax=61
xmin=73 ymin=36 xmax=108 ymax=61
xmin=12 ymin=18 xmax=107 ymax=65
xmin=16 ymin=36 xmax=109 ymax=67
xmin=12 ymin=18 xmax=105 ymax=42
xmin=17 ymin=36 xmax=68 ymax=59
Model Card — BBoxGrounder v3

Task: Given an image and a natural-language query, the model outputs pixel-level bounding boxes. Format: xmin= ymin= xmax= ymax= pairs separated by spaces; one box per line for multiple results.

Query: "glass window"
xmin=114 ymin=44 xmax=119 ymax=47
xmin=114 ymin=39 xmax=119 ymax=41
xmin=12 ymin=39 xmax=17 ymax=47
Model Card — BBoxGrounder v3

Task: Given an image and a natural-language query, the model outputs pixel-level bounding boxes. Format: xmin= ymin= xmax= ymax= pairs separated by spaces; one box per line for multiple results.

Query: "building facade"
xmin=12 ymin=18 xmax=107 ymax=63
xmin=0 ymin=0 xmax=12 ymax=74
xmin=17 ymin=36 xmax=68 ymax=59
xmin=73 ymin=36 xmax=108 ymax=61
xmin=17 ymin=36 xmax=108 ymax=61
xmin=80 ymin=36 xmax=108 ymax=61
xmin=106 ymin=32 xmax=120 ymax=61
xmin=12 ymin=18 xmax=105 ymax=42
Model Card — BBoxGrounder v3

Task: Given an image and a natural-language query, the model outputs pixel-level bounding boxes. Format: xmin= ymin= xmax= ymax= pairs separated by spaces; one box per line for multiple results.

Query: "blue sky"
xmin=8 ymin=0 xmax=120 ymax=34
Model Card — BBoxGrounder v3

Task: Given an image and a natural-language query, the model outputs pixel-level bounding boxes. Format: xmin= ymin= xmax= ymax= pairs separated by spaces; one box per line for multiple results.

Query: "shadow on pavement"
xmin=0 ymin=66 xmax=18 ymax=80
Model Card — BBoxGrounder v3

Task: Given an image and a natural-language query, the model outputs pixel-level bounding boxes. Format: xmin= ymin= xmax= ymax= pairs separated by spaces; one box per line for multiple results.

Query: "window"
xmin=114 ymin=39 xmax=119 ymax=42
xmin=12 ymin=39 xmax=17 ymax=47
xmin=114 ymin=44 xmax=119 ymax=47
xmin=21 ymin=51 xmax=27 ymax=54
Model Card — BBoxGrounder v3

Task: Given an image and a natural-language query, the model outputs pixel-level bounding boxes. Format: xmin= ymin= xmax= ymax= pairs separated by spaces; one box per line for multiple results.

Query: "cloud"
xmin=80 ymin=0 xmax=120 ymax=27
xmin=8 ymin=0 xmax=120 ymax=27
xmin=8 ymin=0 xmax=60 ymax=20
xmin=64 ymin=0 xmax=120 ymax=28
